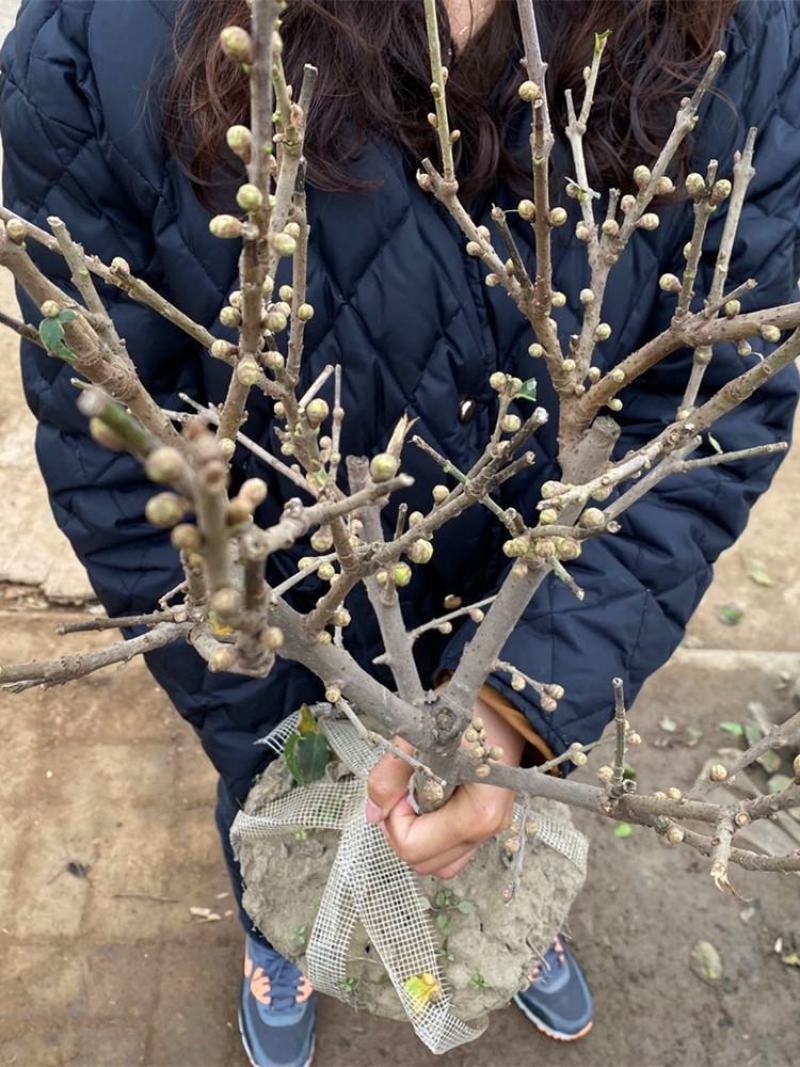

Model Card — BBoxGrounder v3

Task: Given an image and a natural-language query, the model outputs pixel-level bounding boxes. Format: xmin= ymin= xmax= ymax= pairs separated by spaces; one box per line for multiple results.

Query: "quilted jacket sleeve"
xmin=438 ymin=24 xmax=800 ymax=759
xmin=0 ymin=10 xmax=201 ymax=655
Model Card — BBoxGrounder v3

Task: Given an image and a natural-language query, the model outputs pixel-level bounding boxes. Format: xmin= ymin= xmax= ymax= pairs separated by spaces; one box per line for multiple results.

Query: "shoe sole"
xmin=237 ymin=1008 xmax=316 ymax=1067
xmin=513 ymin=994 xmax=593 ymax=1043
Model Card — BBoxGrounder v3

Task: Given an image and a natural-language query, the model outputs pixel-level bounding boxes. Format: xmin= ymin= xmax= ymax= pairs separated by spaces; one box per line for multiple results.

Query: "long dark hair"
xmin=163 ymin=0 xmax=738 ymax=203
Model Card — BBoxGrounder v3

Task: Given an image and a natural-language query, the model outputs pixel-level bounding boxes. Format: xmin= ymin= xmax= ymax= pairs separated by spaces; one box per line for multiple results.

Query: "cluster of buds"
xmin=464 ymin=716 xmax=504 ymax=778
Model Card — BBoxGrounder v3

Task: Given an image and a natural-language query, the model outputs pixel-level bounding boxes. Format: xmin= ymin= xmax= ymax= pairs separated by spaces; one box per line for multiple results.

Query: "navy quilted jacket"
xmin=2 ymin=0 xmax=799 ymax=801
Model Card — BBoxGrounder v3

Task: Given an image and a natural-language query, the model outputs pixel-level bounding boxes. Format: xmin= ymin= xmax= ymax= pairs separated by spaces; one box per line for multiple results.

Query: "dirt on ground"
xmin=0 ymin=119 xmax=799 ymax=1067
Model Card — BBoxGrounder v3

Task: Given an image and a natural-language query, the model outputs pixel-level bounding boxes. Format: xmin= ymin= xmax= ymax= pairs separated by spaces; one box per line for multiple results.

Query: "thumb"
xmin=366 ymin=738 xmax=415 ymax=823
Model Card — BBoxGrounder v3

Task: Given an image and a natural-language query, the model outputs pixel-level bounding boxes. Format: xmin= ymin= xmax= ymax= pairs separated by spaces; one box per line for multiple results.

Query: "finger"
xmin=385 ymin=791 xmax=475 ymax=866
xmin=432 ymin=847 xmax=477 ymax=880
xmin=366 ymin=738 xmax=415 ymax=823
xmin=413 ymin=843 xmax=477 ymax=877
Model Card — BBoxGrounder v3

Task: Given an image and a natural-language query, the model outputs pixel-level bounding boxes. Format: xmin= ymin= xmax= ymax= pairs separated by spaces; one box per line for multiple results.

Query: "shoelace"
xmin=526 ymin=937 xmax=568 ymax=987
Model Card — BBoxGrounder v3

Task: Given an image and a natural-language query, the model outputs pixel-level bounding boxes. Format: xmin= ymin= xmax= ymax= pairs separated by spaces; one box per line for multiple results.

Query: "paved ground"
xmin=0 ymin=0 xmax=799 ymax=1058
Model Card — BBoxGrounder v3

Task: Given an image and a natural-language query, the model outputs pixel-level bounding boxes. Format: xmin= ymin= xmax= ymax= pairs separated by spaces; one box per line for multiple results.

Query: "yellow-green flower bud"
xmin=409 ymin=539 xmax=434 ymax=564
xmin=146 ymin=492 xmax=186 ymax=528
xmin=548 ymin=206 xmax=568 ymax=227
xmin=594 ymin=322 xmax=612 ymax=341
xmin=209 ymin=214 xmax=244 ymax=240
xmin=305 ymin=398 xmax=329 ymax=426
xmin=236 ymin=183 xmax=263 ymax=212
xmin=393 ymin=562 xmax=412 ymax=587
xmin=220 ymin=25 xmax=252 ymax=62
xmin=579 ymin=288 xmax=595 ymax=305
xmin=41 ymin=300 xmax=61 ymax=319
xmin=659 ymin=273 xmax=681 ymax=293
xmin=633 ymin=164 xmax=651 ymax=188
xmin=518 ymin=199 xmax=535 ymax=220
xmin=271 ymin=232 xmax=297 ymax=257
xmin=518 ymin=80 xmax=541 ymax=102
xmin=236 ymin=358 xmax=261 ymax=386
xmin=760 ymin=324 xmax=781 ymax=343
xmin=297 ymin=303 xmax=315 ymax=322
xmin=432 ymin=484 xmax=449 ymax=504
xmin=685 ymin=172 xmax=706 ymax=198
xmin=370 ymin=452 xmax=400 ymax=482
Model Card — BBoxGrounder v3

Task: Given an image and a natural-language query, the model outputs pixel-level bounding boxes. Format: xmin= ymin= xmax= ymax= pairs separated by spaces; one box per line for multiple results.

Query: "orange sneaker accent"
xmin=250 ymin=967 xmax=273 ymax=1006
xmin=296 ymin=976 xmax=314 ymax=1004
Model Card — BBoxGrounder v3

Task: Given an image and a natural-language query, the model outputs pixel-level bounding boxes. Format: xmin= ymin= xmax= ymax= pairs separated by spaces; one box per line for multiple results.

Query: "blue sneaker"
xmin=239 ymin=935 xmax=316 ymax=1067
xmin=513 ymin=936 xmax=593 ymax=1041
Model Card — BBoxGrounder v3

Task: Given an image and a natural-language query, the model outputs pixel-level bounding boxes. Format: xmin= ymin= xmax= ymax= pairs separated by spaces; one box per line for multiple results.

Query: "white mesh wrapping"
xmin=231 ymin=712 xmax=587 ymax=1055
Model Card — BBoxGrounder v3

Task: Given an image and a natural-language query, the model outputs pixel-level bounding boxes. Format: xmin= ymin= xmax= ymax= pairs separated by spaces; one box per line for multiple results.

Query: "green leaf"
xmin=659 ymin=715 xmax=677 ymax=733
xmin=38 ymin=316 xmax=77 ymax=362
xmin=594 ymin=28 xmax=612 ymax=54
xmin=743 ymin=723 xmax=763 ymax=747
xmin=434 ymin=890 xmax=447 ymax=909
xmin=435 ymin=913 xmax=451 ymax=934
xmin=719 ymin=721 xmax=744 ymax=737
xmin=781 ymin=952 xmax=800 ymax=968
xmin=284 ymin=728 xmax=331 ymax=785
xmin=456 ymin=900 xmax=475 ymax=915
xmin=518 ymin=377 xmax=538 ymax=402
xmin=614 ymin=821 xmax=633 ymax=839
xmin=719 ymin=603 xmax=743 ymax=627
xmin=403 ymin=973 xmax=440 ymax=1013
xmin=758 ymin=751 xmax=782 ymax=775
xmin=58 ymin=309 xmax=78 ymax=324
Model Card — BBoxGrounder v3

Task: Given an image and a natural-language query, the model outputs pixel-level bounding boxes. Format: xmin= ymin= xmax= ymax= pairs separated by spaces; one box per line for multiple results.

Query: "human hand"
xmin=365 ymin=697 xmax=525 ymax=879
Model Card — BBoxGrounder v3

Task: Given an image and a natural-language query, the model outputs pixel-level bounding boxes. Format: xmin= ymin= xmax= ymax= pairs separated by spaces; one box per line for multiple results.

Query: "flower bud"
xmin=638 ymin=212 xmax=660 ymax=231
xmin=548 ymin=206 xmax=568 ymax=227
xmin=594 ymin=322 xmax=612 ymax=341
xmin=633 ymin=164 xmax=651 ymax=188
xmin=271 ymin=232 xmax=297 ymax=257
xmin=324 ymin=685 xmax=341 ymax=704
xmin=489 ymin=371 xmax=508 ymax=392
xmin=659 ymin=273 xmax=681 ymax=293
xmin=518 ymin=80 xmax=541 ymax=102
xmin=226 ymin=498 xmax=251 ymax=526
xmin=759 ymin=324 xmax=781 ymax=344
xmin=171 ymin=523 xmax=202 ymax=552
xmin=317 ymin=562 xmax=336 ymax=581
xmin=666 ymin=826 xmax=684 ymax=845
xmin=608 ymin=397 xmax=623 ymax=412
xmin=597 ymin=765 xmax=613 ymax=782
xmin=236 ymin=183 xmax=263 ymax=212
xmin=5 ymin=217 xmax=27 ymax=244
xmin=219 ymin=305 xmax=241 ymax=328
xmin=601 ymin=219 xmax=620 ymax=237
xmin=220 ymin=25 xmax=253 ymax=62
xmin=474 ymin=763 xmax=491 ymax=777
xmin=539 ymin=508 xmax=558 ymax=526
xmin=284 ymin=222 xmax=301 ymax=239
xmin=736 ymin=340 xmax=752 ymax=357
xmin=511 ymin=673 xmax=525 ymax=692
xmin=210 ymin=587 xmax=241 ymax=621
xmin=393 ymin=562 xmax=412 ymax=587
xmin=723 ymin=299 xmax=741 ymax=318
xmin=573 ymin=751 xmax=588 ymax=766
xmin=627 ymin=731 xmax=642 ymax=746
xmin=540 ymin=480 xmax=566 ymax=499
xmin=437 ymin=621 xmax=453 ymax=634
xmin=297 ymin=303 xmax=315 ymax=322
xmin=317 ymin=631 xmax=333 ymax=645
xmin=485 ymin=273 xmax=500 ymax=287
xmin=235 ymin=358 xmax=261 ymax=386
xmin=709 ymin=763 xmax=728 ymax=782
xmin=685 ymin=172 xmax=706 ymax=198
xmin=551 ymin=291 xmax=566 ymax=308
xmin=226 ymin=125 xmax=252 ymax=159
xmin=41 ymin=300 xmax=61 ymax=319
xmin=734 ymin=811 xmax=750 ymax=827
xmin=517 ymin=199 xmax=535 ymax=220
xmin=503 ymin=537 xmax=528 ymax=558
xmin=279 ymin=285 xmax=294 ymax=302
xmin=264 ymin=350 xmax=284 ymax=372
xmin=416 ymin=170 xmax=433 ymax=192
xmin=305 ymin=398 xmax=330 ymax=426
xmin=555 ymin=537 xmax=581 ymax=560
xmin=432 ymin=484 xmax=449 ymax=504
xmin=579 ymin=507 xmax=605 ymax=529
xmin=654 ymin=175 xmax=675 ymax=196
xmin=587 ymin=366 xmax=601 ymax=383
xmin=409 ymin=539 xmax=434 ymax=564
xmin=579 ymin=288 xmax=595 ymax=305
xmin=501 ymin=413 xmax=521 ymax=433
xmin=145 ymin=492 xmax=186 ymax=527
xmin=532 ymin=537 xmax=556 ymax=558
xmin=370 ymin=452 xmax=400 ymax=483
xmin=332 ymin=607 xmax=351 ymax=628
xmin=667 ymin=786 xmax=682 ymax=801
xmin=711 ymin=178 xmax=732 ymax=204
xmin=143 ymin=449 xmax=184 ymax=488
xmin=209 ymin=214 xmax=244 ymax=240
xmin=575 ymin=222 xmax=590 ymax=241
xmin=620 ymin=194 xmax=637 ymax=213
xmin=265 ymin=310 xmax=287 ymax=334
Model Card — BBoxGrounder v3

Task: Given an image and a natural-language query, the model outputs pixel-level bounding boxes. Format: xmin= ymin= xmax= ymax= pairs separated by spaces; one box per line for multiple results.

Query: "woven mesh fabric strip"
xmin=231 ymin=711 xmax=588 ymax=1054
